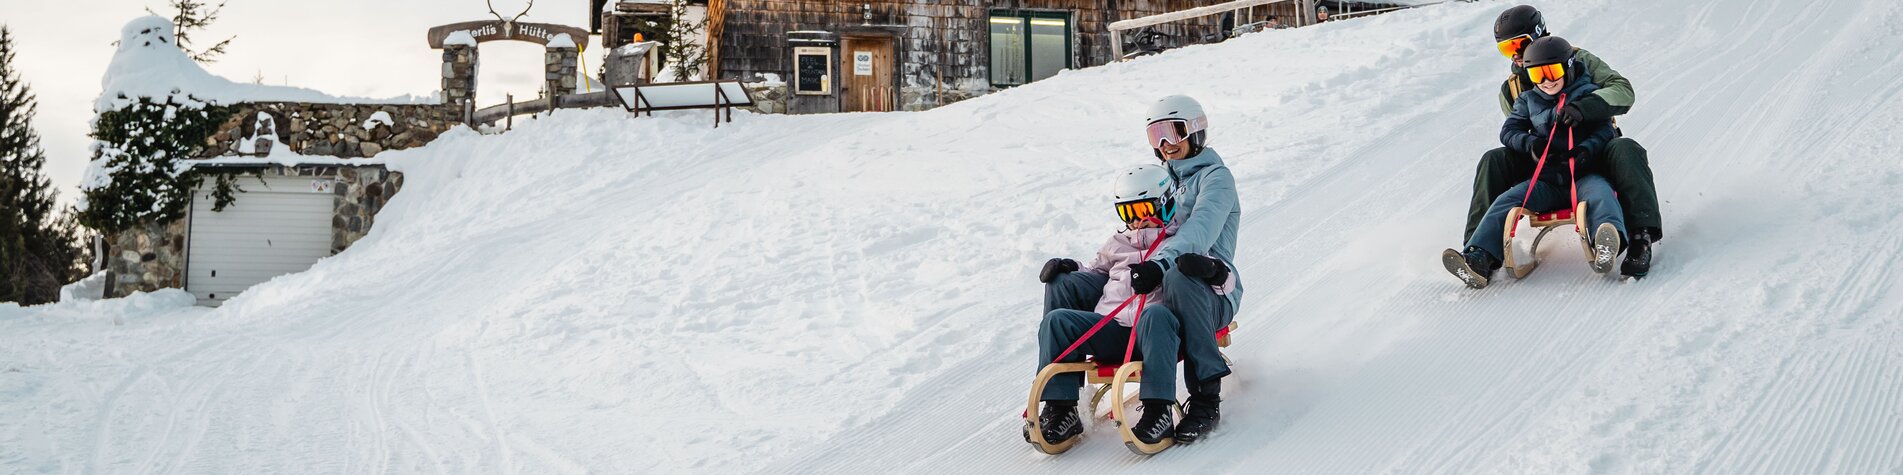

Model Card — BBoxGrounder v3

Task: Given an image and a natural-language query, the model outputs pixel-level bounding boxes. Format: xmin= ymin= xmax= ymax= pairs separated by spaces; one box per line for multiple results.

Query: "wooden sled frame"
xmin=1024 ymin=322 xmax=1237 ymax=455
xmin=1501 ymin=202 xmax=1592 ymax=279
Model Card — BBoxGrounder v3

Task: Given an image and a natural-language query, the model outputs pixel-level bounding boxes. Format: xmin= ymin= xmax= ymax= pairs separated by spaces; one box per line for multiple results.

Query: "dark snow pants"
xmin=1038 ymin=267 xmax=1234 ymax=402
xmin=1465 ymin=138 xmax=1661 ymax=242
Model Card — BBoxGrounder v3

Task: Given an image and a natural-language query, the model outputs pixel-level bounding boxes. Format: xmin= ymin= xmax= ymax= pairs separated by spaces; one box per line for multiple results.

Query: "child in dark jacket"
xmin=1446 ymin=36 xmax=1627 ymax=289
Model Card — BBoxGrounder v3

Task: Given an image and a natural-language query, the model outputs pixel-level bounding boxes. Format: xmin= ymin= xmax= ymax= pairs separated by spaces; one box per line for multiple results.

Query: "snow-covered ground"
xmin=6 ymin=0 xmax=1903 ymax=472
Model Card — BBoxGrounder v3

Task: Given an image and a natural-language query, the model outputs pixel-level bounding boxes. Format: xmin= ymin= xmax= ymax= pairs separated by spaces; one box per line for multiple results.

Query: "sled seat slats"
xmin=1086 ymin=322 xmax=1237 ymax=382
xmin=1527 ymin=209 xmax=1575 ymax=228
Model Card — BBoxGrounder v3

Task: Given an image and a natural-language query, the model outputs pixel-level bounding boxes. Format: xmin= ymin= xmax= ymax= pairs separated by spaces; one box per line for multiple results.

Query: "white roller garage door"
xmin=186 ymin=176 xmax=336 ymax=306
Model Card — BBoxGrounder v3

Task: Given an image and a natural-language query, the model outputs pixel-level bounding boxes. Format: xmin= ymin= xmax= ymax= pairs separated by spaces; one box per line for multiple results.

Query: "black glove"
xmin=1525 ymin=137 xmax=1549 ymax=157
xmin=1038 ymin=258 xmax=1079 ymax=283
xmin=1557 ymin=102 xmax=1586 ymax=126
xmin=1130 ymin=260 xmax=1165 ymax=295
xmin=1537 ymin=147 xmax=1580 ymax=184
xmin=1175 ymin=254 xmax=1230 ymax=285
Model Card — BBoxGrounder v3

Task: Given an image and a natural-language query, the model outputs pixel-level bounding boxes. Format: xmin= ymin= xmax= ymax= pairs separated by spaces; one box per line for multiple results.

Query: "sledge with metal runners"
xmin=1022 ymin=321 xmax=1236 ymax=455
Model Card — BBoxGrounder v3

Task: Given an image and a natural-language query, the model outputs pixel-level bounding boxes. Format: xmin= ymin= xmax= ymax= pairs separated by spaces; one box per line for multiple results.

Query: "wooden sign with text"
xmin=427 ymin=20 xmax=589 ymax=48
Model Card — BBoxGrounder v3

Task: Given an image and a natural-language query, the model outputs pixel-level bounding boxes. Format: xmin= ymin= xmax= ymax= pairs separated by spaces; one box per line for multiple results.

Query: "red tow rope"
xmin=1049 ymin=220 xmax=1168 ymax=364
xmin=1520 ymin=93 xmax=1569 ymax=209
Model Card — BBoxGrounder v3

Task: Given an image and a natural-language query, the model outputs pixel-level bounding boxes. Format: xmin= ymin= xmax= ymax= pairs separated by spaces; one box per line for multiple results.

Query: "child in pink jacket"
xmin=1024 ymin=164 xmax=1236 ymax=447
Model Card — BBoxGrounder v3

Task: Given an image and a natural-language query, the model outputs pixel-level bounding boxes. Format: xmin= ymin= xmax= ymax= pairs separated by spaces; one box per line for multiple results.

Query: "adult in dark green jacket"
xmin=1467 ymin=5 xmax=1661 ymax=277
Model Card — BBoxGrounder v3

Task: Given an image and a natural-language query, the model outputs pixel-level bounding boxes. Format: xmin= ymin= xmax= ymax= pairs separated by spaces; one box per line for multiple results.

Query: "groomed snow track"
xmin=5 ymin=0 xmax=1903 ymax=473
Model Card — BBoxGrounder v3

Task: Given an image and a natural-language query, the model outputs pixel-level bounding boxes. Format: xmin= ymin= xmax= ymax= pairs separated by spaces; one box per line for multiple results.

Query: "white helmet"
xmin=1143 ymin=95 xmax=1210 ymax=157
xmin=1144 ymin=95 xmax=1209 ymax=135
xmin=1111 ymin=164 xmax=1178 ymax=224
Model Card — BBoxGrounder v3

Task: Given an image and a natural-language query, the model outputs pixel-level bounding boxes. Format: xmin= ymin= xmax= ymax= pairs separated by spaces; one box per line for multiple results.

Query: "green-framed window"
xmin=989 ymin=11 xmax=1073 ymax=87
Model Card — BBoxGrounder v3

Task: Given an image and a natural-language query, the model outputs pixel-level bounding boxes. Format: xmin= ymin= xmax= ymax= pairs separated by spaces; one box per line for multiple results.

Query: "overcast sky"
xmin=5 ymin=0 xmax=608 ymax=206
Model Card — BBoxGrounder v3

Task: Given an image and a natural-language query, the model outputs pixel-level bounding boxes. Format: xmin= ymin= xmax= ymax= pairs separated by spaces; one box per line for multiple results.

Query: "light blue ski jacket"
xmin=1156 ymin=147 xmax=1243 ymax=310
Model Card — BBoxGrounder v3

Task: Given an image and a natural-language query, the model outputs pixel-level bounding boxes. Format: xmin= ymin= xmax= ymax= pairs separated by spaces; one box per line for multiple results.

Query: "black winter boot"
xmin=1174 ymin=379 xmax=1221 ymax=443
xmin=1025 ymin=401 xmax=1082 ymax=445
xmin=1621 ymin=227 xmax=1656 ymax=278
xmin=1129 ymin=399 xmax=1175 ymax=446
xmin=1443 ymin=246 xmax=1501 ymax=289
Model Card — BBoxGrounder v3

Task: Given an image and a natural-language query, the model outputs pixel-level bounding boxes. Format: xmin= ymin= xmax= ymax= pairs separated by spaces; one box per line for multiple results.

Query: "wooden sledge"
xmin=1023 ymin=322 xmax=1237 ymax=455
xmin=1501 ymin=202 xmax=1593 ymax=279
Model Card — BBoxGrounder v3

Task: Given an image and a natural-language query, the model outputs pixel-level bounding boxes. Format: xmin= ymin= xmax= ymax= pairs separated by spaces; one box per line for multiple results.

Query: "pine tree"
xmin=1 ymin=26 xmax=90 ymax=304
xmin=150 ymin=0 xmax=234 ymax=64
xmin=664 ymin=0 xmax=708 ymax=81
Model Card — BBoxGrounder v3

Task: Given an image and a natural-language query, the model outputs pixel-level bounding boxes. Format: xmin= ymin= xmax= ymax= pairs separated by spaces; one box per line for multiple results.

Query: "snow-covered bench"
xmin=610 ymin=80 xmax=755 ymax=128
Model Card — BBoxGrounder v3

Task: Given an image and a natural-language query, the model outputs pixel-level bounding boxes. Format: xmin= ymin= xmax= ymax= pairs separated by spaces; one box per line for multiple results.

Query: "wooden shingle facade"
xmin=592 ymin=0 xmax=1421 ymax=114
xmin=705 ymin=0 xmax=1225 ymax=114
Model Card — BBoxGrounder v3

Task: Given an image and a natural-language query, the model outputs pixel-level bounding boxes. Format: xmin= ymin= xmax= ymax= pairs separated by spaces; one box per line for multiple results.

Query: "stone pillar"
xmin=546 ymin=45 xmax=580 ymax=97
xmin=442 ymin=44 xmax=478 ymax=110
xmin=104 ymin=219 xmax=188 ymax=298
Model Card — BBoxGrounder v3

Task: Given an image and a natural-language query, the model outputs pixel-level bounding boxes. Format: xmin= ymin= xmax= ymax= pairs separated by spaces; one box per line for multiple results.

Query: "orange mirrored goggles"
xmin=1115 ymin=200 xmax=1163 ymax=224
xmin=1527 ymin=62 xmax=1566 ymax=83
xmin=1496 ymin=34 xmax=1532 ymax=58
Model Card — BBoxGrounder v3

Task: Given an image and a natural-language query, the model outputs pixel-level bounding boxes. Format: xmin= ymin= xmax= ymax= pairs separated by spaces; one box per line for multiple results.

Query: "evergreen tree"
xmin=1 ymin=26 xmax=90 ymax=304
xmin=150 ymin=0 xmax=234 ymax=64
xmin=664 ymin=0 xmax=708 ymax=81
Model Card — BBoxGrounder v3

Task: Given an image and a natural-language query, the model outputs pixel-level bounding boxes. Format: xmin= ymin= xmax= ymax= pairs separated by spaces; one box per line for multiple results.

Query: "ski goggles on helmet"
xmin=1526 ymin=62 xmax=1566 ymax=83
xmin=1496 ymin=34 xmax=1533 ymax=58
xmin=1146 ymin=119 xmax=1192 ymax=148
xmin=1115 ymin=198 xmax=1172 ymax=224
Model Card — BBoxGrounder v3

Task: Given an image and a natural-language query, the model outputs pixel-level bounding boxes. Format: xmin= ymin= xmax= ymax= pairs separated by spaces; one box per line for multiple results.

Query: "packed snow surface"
xmin=7 ymin=0 xmax=1903 ymax=473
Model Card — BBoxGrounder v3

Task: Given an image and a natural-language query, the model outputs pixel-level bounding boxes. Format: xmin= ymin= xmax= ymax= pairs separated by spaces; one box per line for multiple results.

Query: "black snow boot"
xmin=1174 ymin=379 xmax=1221 ymax=444
xmin=1621 ymin=227 xmax=1656 ymax=278
xmin=1026 ymin=401 xmax=1082 ymax=445
xmin=1130 ymin=399 xmax=1176 ymax=445
xmin=1443 ymin=246 xmax=1501 ymax=289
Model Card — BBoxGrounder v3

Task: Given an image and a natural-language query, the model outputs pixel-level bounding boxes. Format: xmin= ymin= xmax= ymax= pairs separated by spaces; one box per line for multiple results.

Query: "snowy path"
xmin=5 ymin=0 xmax=1903 ymax=473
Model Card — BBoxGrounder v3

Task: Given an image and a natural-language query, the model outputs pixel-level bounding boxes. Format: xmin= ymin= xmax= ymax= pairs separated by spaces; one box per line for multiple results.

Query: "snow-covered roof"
xmin=95 ymin=16 xmax=430 ymax=113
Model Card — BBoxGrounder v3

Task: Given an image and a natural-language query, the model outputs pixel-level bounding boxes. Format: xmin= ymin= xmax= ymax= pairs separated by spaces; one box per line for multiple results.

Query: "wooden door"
xmin=841 ymin=36 xmax=896 ymax=112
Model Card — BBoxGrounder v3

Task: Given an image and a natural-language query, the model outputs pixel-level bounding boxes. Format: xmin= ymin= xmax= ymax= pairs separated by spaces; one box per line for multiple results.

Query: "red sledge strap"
xmin=1049 ymin=224 xmax=1169 ymax=364
xmin=1520 ymin=93 xmax=1569 ymax=209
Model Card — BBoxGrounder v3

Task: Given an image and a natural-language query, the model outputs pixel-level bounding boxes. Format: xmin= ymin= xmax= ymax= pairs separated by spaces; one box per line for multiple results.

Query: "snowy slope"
xmin=5 ymin=0 xmax=1903 ymax=473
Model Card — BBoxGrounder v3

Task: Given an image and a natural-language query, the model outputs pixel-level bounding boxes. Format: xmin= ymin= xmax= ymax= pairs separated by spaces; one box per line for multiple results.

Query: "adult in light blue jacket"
xmin=1037 ymin=95 xmax=1242 ymax=446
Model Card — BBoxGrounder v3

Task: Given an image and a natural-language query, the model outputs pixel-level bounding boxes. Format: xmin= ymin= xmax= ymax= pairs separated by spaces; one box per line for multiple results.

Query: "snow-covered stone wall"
xmin=206 ymin=103 xmax=459 ymax=159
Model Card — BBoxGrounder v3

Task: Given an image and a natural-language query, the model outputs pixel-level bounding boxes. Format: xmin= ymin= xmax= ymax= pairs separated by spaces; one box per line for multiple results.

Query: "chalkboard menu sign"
xmin=794 ymin=47 xmax=832 ymax=96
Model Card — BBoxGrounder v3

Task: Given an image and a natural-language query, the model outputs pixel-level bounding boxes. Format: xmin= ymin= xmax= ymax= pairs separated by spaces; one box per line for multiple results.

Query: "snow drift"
xmin=6 ymin=0 xmax=1903 ymax=473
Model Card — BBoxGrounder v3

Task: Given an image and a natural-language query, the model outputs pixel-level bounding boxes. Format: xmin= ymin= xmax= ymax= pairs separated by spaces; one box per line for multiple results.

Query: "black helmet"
xmin=1522 ymin=36 xmax=1574 ymax=68
xmin=1494 ymin=5 xmax=1548 ymax=42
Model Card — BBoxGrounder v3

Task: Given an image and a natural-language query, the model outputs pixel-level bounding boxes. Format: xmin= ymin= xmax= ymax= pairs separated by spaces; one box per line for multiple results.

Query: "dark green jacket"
xmin=1497 ymin=48 xmax=1634 ymax=120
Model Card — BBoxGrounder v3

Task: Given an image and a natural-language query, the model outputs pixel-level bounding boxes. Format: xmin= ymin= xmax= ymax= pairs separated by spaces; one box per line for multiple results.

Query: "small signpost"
xmin=854 ymin=51 xmax=874 ymax=76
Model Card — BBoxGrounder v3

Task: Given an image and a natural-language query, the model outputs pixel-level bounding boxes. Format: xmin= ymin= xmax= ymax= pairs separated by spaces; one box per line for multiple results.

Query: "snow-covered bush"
xmin=78 ymin=96 xmax=231 ymax=233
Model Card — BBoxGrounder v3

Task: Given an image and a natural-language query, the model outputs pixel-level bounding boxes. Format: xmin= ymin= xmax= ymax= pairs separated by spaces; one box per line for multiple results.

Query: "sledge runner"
xmin=1468 ymin=5 xmax=1660 ymax=278
xmin=1446 ymin=36 xmax=1628 ymax=288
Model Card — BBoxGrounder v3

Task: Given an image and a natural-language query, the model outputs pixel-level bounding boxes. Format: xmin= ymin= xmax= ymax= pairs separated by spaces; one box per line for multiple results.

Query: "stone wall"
xmin=740 ymin=80 xmax=787 ymax=114
xmin=203 ymin=103 xmax=460 ymax=159
xmin=102 ymin=165 xmax=402 ymax=299
xmin=104 ymin=219 xmax=188 ymax=297
xmin=329 ymin=167 xmax=403 ymax=253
